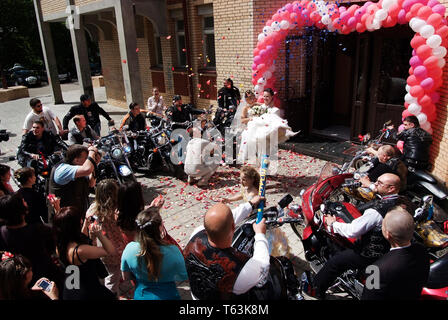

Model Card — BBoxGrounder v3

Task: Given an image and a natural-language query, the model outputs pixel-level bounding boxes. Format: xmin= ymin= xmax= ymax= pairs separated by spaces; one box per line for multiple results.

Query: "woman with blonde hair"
xmin=82 ymin=179 xmax=129 ymax=297
xmin=121 ymin=207 xmax=188 ymax=300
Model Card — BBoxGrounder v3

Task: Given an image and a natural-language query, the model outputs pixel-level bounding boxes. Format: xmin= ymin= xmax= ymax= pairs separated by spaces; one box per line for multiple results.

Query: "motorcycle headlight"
xmin=156 ymin=134 xmax=167 ymax=145
xmin=119 ymin=165 xmax=132 ymax=177
xmin=123 ymin=145 xmax=132 ymax=154
xmin=111 ymin=147 xmax=123 ymax=159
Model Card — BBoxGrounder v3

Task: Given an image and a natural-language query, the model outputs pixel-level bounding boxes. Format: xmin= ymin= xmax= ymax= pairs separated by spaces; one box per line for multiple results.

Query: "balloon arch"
xmin=252 ymin=0 xmax=448 ymax=135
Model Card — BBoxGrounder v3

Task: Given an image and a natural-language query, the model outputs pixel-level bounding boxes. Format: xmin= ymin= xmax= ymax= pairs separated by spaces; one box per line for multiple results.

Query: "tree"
xmin=0 ymin=0 xmax=43 ymax=89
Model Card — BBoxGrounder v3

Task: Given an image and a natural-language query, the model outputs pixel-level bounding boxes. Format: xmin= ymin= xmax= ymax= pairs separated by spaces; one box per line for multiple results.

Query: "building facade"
xmin=35 ymin=0 xmax=448 ymax=183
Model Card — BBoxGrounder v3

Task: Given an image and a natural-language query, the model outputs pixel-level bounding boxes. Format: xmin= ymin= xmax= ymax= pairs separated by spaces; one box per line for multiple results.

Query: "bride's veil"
xmin=230 ymin=96 xmax=246 ymax=133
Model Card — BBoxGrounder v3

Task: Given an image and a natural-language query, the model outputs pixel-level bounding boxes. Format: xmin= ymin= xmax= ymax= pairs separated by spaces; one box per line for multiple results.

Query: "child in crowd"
xmin=82 ymin=179 xmax=132 ymax=298
xmin=222 ymin=165 xmax=260 ymax=204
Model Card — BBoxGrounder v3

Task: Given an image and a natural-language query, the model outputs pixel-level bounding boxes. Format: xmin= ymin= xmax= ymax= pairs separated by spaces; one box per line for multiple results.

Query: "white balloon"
xmin=271 ymin=21 xmax=281 ymax=32
xmin=405 ymin=93 xmax=417 ymax=103
xmin=409 ymin=18 xmax=420 ymax=29
xmin=405 ymin=84 xmax=411 ymax=92
xmin=258 ymin=33 xmax=266 ymax=41
xmin=412 ymin=19 xmax=426 ymax=33
xmin=280 ymin=20 xmax=290 ymax=30
xmin=420 ymin=24 xmax=435 ymax=39
xmin=437 ymin=58 xmax=446 ymax=68
xmin=257 ymin=77 xmax=266 ymax=85
xmin=322 ymin=15 xmax=332 ymax=25
xmin=382 ymin=0 xmax=395 ymax=10
xmin=427 ymin=34 xmax=442 ymax=48
xmin=408 ymin=103 xmax=422 ymax=115
xmin=417 ymin=113 xmax=428 ymax=125
xmin=375 ymin=9 xmax=388 ymax=21
xmin=263 ymin=26 xmax=272 ymax=35
xmin=433 ymin=46 xmax=447 ymax=58
xmin=254 ymin=85 xmax=262 ymax=93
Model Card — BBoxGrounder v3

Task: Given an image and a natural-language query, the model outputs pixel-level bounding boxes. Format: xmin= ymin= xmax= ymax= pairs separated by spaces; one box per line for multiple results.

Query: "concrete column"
xmin=33 ymin=0 xmax=64 ymax=104
xmin=66 ymin=2 xmax=95 ymax=100
xmin=114 ymin=0 xmax=144 ymax=107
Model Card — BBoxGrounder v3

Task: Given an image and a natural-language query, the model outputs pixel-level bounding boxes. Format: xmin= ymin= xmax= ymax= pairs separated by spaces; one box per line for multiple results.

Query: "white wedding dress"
xmin=234 ymin=102 xmax=298 ymax=165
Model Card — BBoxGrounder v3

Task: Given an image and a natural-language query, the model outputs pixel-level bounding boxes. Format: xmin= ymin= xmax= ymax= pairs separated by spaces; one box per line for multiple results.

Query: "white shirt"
xmin=147 ymin=96 xmax=165 ymax=115
xmin=23 ymin=106 xmax=58 ymax=135
xmin=189 ymin=202 xmax=270 ymax=295
xmin=332 ymin=208 xmax=383 ymax=239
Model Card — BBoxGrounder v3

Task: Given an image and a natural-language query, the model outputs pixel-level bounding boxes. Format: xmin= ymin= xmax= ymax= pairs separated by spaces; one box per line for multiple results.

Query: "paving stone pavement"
xmin=0 ymin=84 xmax=345 ymax=300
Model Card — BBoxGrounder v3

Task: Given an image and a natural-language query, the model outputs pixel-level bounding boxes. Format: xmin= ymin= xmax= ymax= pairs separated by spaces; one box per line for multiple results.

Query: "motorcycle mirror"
xmin=423 ymin=195 xmax=434 ymax=205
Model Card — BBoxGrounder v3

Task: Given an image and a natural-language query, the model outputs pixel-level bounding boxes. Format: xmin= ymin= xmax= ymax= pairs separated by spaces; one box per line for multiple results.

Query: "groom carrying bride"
xmin=233 ymin=88 xmax=298 ymax=173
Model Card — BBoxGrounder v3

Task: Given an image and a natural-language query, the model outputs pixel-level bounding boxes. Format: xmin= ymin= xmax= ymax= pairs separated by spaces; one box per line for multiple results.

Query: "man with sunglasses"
xmin=22 ymin=98 xmax=67 ymax=137
xmin=302 ymin=173 xmax=403 ymax=299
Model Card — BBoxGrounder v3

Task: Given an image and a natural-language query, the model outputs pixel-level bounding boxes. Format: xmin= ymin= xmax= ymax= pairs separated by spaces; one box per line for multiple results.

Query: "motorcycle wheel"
xmin=353 ymin=158 xmax=365 ymax=170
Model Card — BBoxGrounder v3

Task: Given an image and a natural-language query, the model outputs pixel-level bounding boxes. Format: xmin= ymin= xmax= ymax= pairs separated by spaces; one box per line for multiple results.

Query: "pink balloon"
xmin=428 ymin=0 xmax=439 ymax=8
xmin=398 ymin=124 xmax=406 ymax=132
xmin=420 ymin=77 xmax=435 ymax=90
xmin=402 ymin=109 xmax=413 ymax=119
xmin=432 ymin=4 xmax=446 ymax=16
xmin=403 ymin=0 xmax=419 ymax=12
xmin=427 ymin=13 xmax=443 ymax=27
xmin=256 ymin=63 xmax=266 ymax=71
xmin=414 ymin=65 xmax=428 ymax=79
xmin=409 ymin=55 xmax=423 ymax=67
xmin=254 ymin=55 xmax=262 ymax=65
xmin=347 ymin=17 xmax=357 ymax=28
xmin=285 ymin=3 xmax=293 ymax=12
xmin=397 ymin=141 xmax=404 ymax=153
xmin=398 ymin=9 xmax=407 ymax=24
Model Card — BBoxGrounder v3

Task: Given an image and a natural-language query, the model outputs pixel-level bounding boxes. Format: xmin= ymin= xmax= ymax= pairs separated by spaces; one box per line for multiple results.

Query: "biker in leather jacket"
xmin=17 ymin=120 xmax=68 ymax=167
xmin=389 ymin=116 xmax=432 ymax=170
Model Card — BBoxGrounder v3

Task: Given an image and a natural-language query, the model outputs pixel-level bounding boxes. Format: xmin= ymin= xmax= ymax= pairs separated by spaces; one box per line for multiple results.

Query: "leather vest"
xmin=355 ymin=195 xmax=399 ymax=259
xmin=48 ymin=163 xmax=90 ymax=215
xmin=183 ymin=229 xmax=250 ymax=300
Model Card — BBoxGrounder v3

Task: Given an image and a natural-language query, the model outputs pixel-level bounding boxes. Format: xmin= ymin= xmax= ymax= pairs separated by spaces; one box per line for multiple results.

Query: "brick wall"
xmin=40 ymin=0 xmax=66 ymax=15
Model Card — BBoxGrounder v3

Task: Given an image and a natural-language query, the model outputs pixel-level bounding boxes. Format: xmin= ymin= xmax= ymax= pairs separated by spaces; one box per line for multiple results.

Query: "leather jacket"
xmin=393 ymin=127 xmax=432 ymax=168
xmin=17 ymin=131 xmax=67 ymax=165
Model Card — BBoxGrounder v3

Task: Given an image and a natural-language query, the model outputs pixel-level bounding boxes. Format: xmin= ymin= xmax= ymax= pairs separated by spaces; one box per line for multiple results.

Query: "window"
xmin=154 ymin=35 xmax=163 ymax=67
xmin=203 ymin=16 xmax=215 ymax=68
xmin=176 ymin=19 xmax=187 ymax=67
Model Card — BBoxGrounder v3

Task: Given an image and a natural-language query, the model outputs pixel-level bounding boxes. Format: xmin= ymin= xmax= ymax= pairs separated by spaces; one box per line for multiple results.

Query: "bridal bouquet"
xmin=248 ymin=105 xmax=268 ymax=117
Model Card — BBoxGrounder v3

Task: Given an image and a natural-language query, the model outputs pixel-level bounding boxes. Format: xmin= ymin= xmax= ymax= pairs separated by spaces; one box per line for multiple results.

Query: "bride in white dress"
xmin=233 ymin=88 xmax=298 ymax=165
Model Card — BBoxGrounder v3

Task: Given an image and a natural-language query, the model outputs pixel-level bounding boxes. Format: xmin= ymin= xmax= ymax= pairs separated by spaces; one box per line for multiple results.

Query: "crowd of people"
xmin=0 ymin=76 xmax=439 ymax=301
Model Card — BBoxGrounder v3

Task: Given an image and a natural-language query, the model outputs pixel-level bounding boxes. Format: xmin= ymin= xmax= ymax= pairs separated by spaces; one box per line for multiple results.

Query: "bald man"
xmin=362 ymin=207 xmax=429 ymax=300
xmin=361 ymin=145 xmax=407 ymax=191
xmin=303 ymin=173 xmax=403 ymax=299
xmin=183 ymin=196 xmax=272 ymax=300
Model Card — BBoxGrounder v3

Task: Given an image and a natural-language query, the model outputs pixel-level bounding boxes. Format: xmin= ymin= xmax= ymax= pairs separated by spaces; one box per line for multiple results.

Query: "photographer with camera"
xmin=48 ymin=144 xmax=101 ymax=218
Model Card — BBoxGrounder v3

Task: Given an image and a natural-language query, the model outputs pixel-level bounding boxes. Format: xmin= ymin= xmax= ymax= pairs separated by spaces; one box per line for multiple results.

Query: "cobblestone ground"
xmin=0 ymin=84 xmax=344 ymax=300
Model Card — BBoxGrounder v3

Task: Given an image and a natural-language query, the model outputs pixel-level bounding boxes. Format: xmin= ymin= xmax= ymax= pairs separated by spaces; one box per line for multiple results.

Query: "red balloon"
xmin=427 ymin=111 xmax=436 ymax=122
xmin=404 ymin=102 xmax=410 ymax=109
xmin=418 ymin=94 xmax=432 ymax=107
xmin=389 ymin=4 xmax=401 ymax=17
xmin=383 ymin=16 xmax=398 ymax=28
xmin=416 ymin=45 xmax=433 ymax=60
xmin=410 ymin=85 xmax=425 ymax=98
xmin=409 ymin=66 xmax=414 ymax=75
xmin=410 ymin=3 xmax=424 ymax=16
xmin=427 ymin=13 xmax=443 ymax=28
xmin=405 ymin=12 xmax=413 ymax=22
xmin=310 ymin=11 xmax=321 ymax=22
xmin=411 ymin=35 xmax=426 ymax=49
xmin=407 ymin=75 xmax=419 ymax=86
xmin=417 ymin=6 xmax=432 ymax=20
xmin=272 ymin=13 xmax=281 ymax=21
xmin=307 ymin=1 xmax=317 ymax=11
xmin=423 ymin=56 xmax=439 ymax=69
xmin=361 ymin=13 xmax=368 ymax=25
xmin=436 ymin=25 xmax=448 ymax=38
xmin=428 ymin=67 xmax=443 ymax=80
xmin=356 ymin=22 xmax=366 ymax=33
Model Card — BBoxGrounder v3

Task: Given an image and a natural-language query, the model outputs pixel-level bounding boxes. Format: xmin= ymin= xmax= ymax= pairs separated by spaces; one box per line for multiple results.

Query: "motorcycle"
xmin=290 ymin=162 xmax=448 ymax=300
xmin=230 ymin=193 xmax=304 ymax=300
xmin=89 ymin=128 xmax=136 ymax=184
xmin=0 ymin=120 xmax=9 ymax=155
xmin=213 ymin=105 xmax=237 ymax=137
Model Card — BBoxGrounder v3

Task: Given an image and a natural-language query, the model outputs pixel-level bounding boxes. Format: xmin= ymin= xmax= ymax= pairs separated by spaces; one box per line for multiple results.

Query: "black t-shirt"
xmin=367 ymin=157 xmax=397 ymax=182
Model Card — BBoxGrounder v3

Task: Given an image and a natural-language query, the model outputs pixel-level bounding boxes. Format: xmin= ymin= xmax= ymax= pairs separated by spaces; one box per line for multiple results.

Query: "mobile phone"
xmin=90 ymin=215 xmax=98 ymax=223
xmin=38 ymin=279 xmax=52 ymax=292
